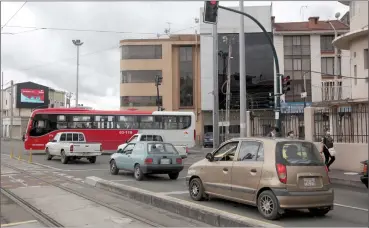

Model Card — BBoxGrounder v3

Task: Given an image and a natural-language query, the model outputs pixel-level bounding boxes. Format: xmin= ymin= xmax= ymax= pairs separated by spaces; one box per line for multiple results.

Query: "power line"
xmin=308 ymin=70 xmax=368 ymax=80
xmin=1 ymin=25 xmax=160 ymax=35
xmin=1 ymin=1 xmax=27 ymax=29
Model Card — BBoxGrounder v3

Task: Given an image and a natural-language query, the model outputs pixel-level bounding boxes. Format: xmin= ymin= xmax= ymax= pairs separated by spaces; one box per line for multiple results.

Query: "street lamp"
xmin=326 ymin=12 xmax=341 ymax=98
xmin=72 ymin=39 xmax=84 ymax=107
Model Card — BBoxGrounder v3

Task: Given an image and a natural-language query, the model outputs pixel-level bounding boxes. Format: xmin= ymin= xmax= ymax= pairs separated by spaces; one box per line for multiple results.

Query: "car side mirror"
xmin=205 ymin=153 xmax=214 ymax=162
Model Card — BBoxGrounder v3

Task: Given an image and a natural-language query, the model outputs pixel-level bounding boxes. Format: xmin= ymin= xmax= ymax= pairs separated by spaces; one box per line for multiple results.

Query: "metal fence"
xmin=313 ymin=105 xmax=369 ymax=143
xmin=250 ymin=109 xmax=305 ymax=139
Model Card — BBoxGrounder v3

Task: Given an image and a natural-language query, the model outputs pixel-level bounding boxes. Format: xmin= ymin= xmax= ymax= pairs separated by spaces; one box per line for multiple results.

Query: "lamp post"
xmin=327 ymin=12 xmax=341 ymax=99
xmin=72 ymin=40 xmax=84 ymax=107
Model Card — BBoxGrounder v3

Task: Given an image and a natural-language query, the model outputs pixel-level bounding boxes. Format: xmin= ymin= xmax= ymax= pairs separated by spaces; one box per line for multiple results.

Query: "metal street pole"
xmin=239 ymin=0 xmax=247 ymax=137
xmin=1 ymin=72 xmax=3 ymax=138
xmin=225 ymin=41 xmax=232 ymax=138
xmin=72 ymin=40 xmax=84 ymax=107
xmin=10 ymin=80 xmax=14 ymax=139
xmin=212 ymin=23 xmax=220 ymax=149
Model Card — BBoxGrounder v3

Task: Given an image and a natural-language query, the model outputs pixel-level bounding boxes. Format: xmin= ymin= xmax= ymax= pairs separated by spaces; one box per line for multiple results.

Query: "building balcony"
xmin=313 ymin=80 xmax=352 ymax=102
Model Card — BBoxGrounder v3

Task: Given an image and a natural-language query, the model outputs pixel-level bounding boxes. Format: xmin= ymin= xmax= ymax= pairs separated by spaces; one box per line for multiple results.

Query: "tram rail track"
xmin=2 ymin=162 xmax=162 ymax=227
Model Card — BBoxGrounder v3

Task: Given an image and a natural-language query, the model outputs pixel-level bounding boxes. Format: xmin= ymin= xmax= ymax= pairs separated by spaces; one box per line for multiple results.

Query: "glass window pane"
xmin=121 ymin=45 xmax=162 ymax=59
xmin=121 ymin=70 xmax=162 ymax=83
xmin=284 ymin=58 xmax=293 ymax=71
xmin=121 ymin=96 xmax=162 ymax=107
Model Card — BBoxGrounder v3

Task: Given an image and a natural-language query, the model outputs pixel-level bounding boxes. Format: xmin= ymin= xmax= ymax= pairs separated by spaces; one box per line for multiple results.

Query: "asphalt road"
xmin=1 ymin=140 xmax=368 ymax=227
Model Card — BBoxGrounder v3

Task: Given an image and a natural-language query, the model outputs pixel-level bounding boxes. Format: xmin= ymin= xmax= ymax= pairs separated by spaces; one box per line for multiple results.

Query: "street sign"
xmin=301 ymin=92 xmax=307 ymax=98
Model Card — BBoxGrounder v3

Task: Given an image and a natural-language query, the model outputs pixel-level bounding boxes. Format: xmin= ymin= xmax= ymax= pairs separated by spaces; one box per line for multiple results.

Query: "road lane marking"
xmin=111 ymin=179 xmax=135 ymax=182
xmin=1 ymin=220 xmax=38 ymax=227
xmin=63 ymin=169 xmax=108 ymax=172
xmin=158 ymin=190 xmax=188 ymax=195
xmin=334 ymin=203 xmax=368 ymax=212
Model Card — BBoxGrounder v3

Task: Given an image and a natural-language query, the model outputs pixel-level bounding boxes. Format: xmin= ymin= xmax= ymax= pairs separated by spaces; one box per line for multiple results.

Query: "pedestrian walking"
xmin=321 ymin=128 xmax=336 ymax=171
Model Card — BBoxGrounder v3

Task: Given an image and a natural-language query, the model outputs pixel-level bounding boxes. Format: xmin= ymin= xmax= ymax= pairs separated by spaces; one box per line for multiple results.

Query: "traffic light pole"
xmin=218 ymin=5 xmax=281 ymax=131
xmin=212 ymin=23 xmax=220 ymax=149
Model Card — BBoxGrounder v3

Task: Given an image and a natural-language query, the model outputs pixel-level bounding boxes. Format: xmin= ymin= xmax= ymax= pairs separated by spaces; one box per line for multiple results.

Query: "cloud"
xmin=1 ymin=1 xmax=348 ymax=110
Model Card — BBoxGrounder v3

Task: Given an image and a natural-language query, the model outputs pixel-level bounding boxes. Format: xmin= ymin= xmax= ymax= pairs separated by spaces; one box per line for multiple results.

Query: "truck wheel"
xmin=60 ymin=151 xmax=69 ymax=164
xmin=45 ymin=148 xmax=53 ymax=160
xmin=88 ymin=156 xmax=97 ymax=164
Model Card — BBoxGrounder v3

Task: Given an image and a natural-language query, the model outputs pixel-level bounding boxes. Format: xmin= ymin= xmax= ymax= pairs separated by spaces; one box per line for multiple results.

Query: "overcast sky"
xmin=1 ymin=1 xmax=348 ymax=110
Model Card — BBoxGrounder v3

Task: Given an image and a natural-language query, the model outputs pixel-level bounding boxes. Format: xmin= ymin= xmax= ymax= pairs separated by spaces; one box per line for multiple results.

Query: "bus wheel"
xmin=45 ymin=148 xmax=53 ymax=160
xmin=88 ymin=156 xmax=96 ymax=164
xmin=61 ymin=151 xmax=69 ymax=164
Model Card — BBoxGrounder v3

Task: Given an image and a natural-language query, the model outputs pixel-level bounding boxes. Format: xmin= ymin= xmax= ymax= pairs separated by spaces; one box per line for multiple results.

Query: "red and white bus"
xmin=24 ymin=108 xmax=196 ymax=153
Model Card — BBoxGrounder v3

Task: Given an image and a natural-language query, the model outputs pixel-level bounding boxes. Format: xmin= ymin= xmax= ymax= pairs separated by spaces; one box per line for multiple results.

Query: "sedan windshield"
xmin=147 ymin=143 xmax=178 ymax=154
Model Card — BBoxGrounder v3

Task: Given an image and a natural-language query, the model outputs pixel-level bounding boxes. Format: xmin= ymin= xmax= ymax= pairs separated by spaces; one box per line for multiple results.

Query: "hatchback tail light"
xmin=70 ymin=145 xmax=74 ymax=152
xmin=176 ymin=158 xmax=182 ymax=164
xmin=144 ymin=158 xmax=153 ymax=164
xmin=363 ymin=164 xmax=368 ymax=175
xmin=276 ymin=163 xmax=287 ymax=184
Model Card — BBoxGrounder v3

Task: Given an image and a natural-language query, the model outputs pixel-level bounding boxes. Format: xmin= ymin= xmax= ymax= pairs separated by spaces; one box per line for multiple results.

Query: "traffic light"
xmin=155 ymin=75 xmax=163 ymax=86
xmin=282 ymin=75 xmax=291 ymax=94
xmin=203 ymin=1 xmax=219 ymax=24
xmin=267 ymin=92 xmax=274 ymax=108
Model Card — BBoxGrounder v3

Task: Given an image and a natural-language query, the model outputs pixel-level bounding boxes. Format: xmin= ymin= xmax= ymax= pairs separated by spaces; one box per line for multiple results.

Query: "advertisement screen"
xmin=20 ymin=89 xmax=45 ymax=103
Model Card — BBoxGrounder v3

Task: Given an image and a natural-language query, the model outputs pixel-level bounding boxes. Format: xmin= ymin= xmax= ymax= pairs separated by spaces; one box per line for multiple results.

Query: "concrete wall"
xmin=350 ymin=36 xmax=368 ymax=100
xmin=310 ymin=35 xmax=322 ymax=102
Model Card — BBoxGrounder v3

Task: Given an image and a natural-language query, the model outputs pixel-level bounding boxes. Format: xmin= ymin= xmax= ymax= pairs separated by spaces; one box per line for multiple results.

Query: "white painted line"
xmin=111 ymin=179 xmax=135 ymax=182
xmin=343 ymin=172 xmax=358 ymax=175
xmin=334 ymin=203 xmax=368 ymax=212
xmin=73 ymin=178 xmax=83 ymax=181
xmin=158 ymin=190 xmax=188 ymax=195
xmin=63 ymin=169 xmax=108 ymax=172
xmin=65 ymin=176 xmax=74 ymax=179
xmin=1 ymin=220 xmax=38 ymax=227
xmin=57 ymin=173 xmax=66 ymax=176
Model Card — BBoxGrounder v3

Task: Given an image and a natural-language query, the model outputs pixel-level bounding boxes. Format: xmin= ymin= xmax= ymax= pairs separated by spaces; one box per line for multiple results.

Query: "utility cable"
xmin=1 ymin=1 xmax=27 ymax=29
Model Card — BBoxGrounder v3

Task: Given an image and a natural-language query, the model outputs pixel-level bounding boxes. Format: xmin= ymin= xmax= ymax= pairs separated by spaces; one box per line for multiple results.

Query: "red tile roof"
xmin=274 ymin=18 xmax=349 ymax=32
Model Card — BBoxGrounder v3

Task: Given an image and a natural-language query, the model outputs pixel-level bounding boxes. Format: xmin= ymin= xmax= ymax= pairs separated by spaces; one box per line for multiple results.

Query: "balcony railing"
xmin=313 ymin=80 xmax=352 ymax=101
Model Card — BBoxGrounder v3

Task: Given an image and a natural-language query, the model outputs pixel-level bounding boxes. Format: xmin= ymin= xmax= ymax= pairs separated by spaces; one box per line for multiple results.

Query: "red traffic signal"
xmin=282 ymin=75 xmax=291 ymax=93
xmin=210 ymin=0 xmax=217 ymax=5
xmin=203 ymin=1 xmax=219 ymax=24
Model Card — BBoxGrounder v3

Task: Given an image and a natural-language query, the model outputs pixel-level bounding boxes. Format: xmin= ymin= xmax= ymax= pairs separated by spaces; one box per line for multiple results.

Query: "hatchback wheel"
xmin=257 ymin=190 xmax=281 ymax=220
xmin=168 ymin=172 xmax=179 ymax=180
xmin=110 ymin=160 xmax=119 ymax=175
xmin=134 ymin=164 xmax=144 ymax=181
xmin=189 ymin=178 xmax=207 ymax=201
xmin=308 ymin=207 xmax=330 ymax=217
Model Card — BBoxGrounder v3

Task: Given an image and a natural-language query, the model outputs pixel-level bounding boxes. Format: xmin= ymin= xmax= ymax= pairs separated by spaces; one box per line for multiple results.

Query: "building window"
xmin=284 ymin=35 xmax=311 ymax=102
xmin=364 ymin=49 xmax=368 ymax=69
xmin=320 ymin=35 xmax=334 ymax=52
xmin=354 ymin=65 xmax=357 ymax=85
xmin=121 ymin=70 xmax=162 ymax=83
xmin=321 ymin=57 xmax=341 ymax=76
xmin=179 ymin=46 xmax=194 ymax=107
xmin=121 ymin=45 xmax=162 ymax=59
xmin=120 ymin=96 xmax=162 ymax=107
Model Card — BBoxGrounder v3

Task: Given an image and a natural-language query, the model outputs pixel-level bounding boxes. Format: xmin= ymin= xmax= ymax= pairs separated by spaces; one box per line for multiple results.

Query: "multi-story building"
xmin=273 ymin=16 xmax=350 ymax=104
xmin=1 ymin=81 xmax=66 ymax=139
xmin=119 ymin=35 xmax=202 ymax=141
xmin=333 ymin=1 xmax=368 ymax=104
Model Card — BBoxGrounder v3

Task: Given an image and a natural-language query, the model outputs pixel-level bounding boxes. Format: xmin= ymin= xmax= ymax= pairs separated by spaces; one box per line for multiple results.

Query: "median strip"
xmin=85 ymin=176 xmax=282 ymax=228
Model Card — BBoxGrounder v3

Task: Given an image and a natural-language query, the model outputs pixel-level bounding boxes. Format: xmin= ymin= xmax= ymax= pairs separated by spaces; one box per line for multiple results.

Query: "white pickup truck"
xmin=117 ymin=134 xmax=188 ymax=159
xmin=45 ymin=132 xmax=102 ymax=164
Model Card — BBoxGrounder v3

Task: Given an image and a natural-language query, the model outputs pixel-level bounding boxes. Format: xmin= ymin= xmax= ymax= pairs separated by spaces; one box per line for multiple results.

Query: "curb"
xmin=330 ymin=177 xmax=365 ymax=189
xmin=85 ymin=176 xmax=281 ymax=228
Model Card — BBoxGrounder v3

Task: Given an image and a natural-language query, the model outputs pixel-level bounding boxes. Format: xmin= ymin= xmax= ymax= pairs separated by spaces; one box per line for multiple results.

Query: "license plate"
xmin=161 ymin=159 xmax=170 ymax=164
xmin=304 ymin=178 xmax=316 ymax=187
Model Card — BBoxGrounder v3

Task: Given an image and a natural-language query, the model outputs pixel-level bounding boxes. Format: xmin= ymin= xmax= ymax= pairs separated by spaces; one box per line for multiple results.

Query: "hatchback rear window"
xmin=276 ymin=141 xmax=324 ymax=166
xmin=147 ymin=143 xmax=178 ymax=154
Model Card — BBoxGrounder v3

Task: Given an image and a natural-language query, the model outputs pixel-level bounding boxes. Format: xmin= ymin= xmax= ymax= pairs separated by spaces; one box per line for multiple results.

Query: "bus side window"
xmin=60 ymin=134 xmax=66 ymax=141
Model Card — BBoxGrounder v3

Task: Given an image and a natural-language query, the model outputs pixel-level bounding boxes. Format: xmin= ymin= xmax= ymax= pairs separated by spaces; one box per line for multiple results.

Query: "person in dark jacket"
xmin=267 ymin=127 xmax=280 ymax=137
xmin=321 ymin=128 xmax=335 ymax=171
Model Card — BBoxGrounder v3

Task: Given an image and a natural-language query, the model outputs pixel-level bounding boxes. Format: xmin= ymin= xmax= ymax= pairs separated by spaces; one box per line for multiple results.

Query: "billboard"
xmin=20 ymin=89 xmax=45 ymax=103
xmin=16 ymin=82 xmax=49 ymax=109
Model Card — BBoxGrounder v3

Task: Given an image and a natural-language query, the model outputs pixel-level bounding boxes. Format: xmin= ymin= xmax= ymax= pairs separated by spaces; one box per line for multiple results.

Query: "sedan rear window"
xmin=147 ymin=143 xmax=178 ymax=154
xmin=276 ymin=142 xmax=324 ymax=166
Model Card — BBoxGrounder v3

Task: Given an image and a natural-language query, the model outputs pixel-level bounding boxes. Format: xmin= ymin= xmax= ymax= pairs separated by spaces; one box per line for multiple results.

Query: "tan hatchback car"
xmin=186 ymin=137 xmax=334 ymax=220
